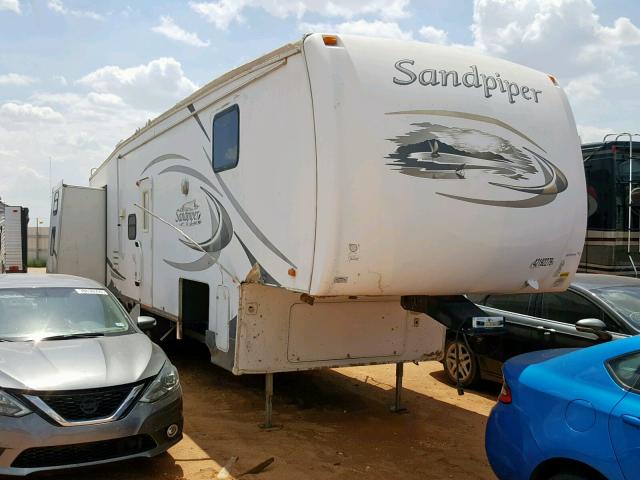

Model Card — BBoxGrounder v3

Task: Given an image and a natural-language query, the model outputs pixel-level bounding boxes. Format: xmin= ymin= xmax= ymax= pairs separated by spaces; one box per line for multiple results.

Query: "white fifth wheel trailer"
xmin=51 ymin=34 xmax=586 ymax=423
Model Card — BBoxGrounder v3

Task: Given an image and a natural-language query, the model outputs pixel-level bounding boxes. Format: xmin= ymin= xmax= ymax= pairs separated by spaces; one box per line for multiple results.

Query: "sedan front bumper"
xmin=0 ymin=388 xmax=182 ymax=476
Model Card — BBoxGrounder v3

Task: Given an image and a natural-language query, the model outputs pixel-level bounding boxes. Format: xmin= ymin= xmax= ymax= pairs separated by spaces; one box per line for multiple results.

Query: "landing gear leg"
xmin=390 ymin=362 xmax=408 ymax=413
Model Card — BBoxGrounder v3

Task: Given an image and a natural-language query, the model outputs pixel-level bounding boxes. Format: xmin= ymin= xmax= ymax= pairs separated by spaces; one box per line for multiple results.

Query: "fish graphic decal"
xmin=386 ymin=110 xmax=568 ymax=208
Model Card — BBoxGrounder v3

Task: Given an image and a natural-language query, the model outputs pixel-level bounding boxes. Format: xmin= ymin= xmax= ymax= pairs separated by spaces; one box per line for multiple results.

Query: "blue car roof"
xmin=504 ymin=336 xmax=640 ymax=382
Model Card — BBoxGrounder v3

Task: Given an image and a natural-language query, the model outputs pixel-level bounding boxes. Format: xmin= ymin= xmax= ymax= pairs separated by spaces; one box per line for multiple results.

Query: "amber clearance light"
xmin=322 ymin=34 xmax=339 ymax=46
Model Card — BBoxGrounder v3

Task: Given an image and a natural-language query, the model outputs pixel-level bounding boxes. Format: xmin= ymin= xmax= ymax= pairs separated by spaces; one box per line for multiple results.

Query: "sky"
xmin=0 ymin=0 xmax=639 ymax=224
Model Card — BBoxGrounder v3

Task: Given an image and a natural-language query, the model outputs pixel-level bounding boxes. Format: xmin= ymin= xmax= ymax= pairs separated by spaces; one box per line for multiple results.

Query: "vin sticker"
xmin=530 ymin=257 xmax=554 ymax=269
xmin=75 ymin=289 xmax=108 ymax=295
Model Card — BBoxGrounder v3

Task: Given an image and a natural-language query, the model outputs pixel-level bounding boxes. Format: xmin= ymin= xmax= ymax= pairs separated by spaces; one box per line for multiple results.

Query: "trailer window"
xmin=212 ymin=105 xmax=239 ymax=172
xmin=127 ymin=214 xmax=137 ymax=240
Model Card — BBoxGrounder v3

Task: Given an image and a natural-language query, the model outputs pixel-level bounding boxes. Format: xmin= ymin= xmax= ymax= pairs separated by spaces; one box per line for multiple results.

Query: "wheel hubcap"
xmin=446 ymin=343 xmax=472 ymax=382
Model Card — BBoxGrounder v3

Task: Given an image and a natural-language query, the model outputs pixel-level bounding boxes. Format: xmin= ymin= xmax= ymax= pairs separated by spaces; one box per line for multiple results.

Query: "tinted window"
xmin=127 ymin=214 xmax=137 ymax=240
xmin=212 ymin=105 xmax=239 ymax=172
xmin=595 ymin=286 xmax=640 ymax=330
xmin=607 ymin=351 xmax=640 ymax=389
xmin=485 ymin=294 xmax=534 ymax=316
xmin=540 ymin=291 xmax=602 ymax=325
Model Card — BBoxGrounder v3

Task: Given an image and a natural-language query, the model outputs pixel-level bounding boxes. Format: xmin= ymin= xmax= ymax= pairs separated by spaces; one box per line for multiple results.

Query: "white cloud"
xmin=0 ymin=73 xmax=37 ymax=86
xmin=53 ymin=75 xmax=68 ymax=86
xmin=0 ymin=0 xmax=19 ymax=13
xmin=190 ymin=0 xmax=410 ymax=30
xmin=152 ymin=16 xmax=210 ymax=48
xmin=565 ymin=75 xmax=601 ymax=103
xmin=47 ymin=0 xmax=104 ymax=20
xmin=87 ymin=92 xmax=126 ymax=107
xmin=77 ymin=57 xmax=198 ymax=110
xmin=0 ymin=90 xmax=152 ymax=222
xmin=300 ymin=20 xmax=412 ymax=40
xmin=577 ymin=124 xmax=615 ymax=143
xmin=471 ymin=0 xmax=640 ymax=77
xmin=0 ymin=102 xmax=63 ymax=122
xmin=0 ymin=57 xmax=200 ymax=222
xmin=470 ymin=0 xmax=640 ymax=138
xmin=189 ymin=0 xmax=245 ymax=30
xmin=419 ymin=25 xmax=448 ymax=44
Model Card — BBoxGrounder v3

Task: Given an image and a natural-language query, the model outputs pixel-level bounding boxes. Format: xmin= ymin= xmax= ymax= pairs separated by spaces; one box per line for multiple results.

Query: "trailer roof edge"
xmin=90 ymin=39 xmax=303 ymax=180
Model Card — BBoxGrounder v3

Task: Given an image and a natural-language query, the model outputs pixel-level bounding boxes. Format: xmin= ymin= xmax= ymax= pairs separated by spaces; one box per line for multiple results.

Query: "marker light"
xmin=548 ymin=74 xmax=559 ymax=86
xmin=323 ymin=35 xmax=339 ymax=46
xmin=498 ymin=382 xmax=512 ymax=404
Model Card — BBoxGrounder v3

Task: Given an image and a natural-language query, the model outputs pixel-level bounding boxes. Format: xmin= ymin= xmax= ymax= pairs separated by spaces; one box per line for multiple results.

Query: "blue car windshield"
xmin=0 ymin=288 xmax=132 ymax=341
xmin=595 ymin=286 xmax=640 ymax=328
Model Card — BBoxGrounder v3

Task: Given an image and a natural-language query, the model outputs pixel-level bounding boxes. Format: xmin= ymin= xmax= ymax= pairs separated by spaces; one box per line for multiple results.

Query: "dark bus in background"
xmin=581 ymin=138 xmax=640 ymax=276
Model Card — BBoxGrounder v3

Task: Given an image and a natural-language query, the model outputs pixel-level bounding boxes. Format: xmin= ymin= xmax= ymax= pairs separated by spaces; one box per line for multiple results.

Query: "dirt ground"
xmin=32 ymin=339 xmax=499 ymax=480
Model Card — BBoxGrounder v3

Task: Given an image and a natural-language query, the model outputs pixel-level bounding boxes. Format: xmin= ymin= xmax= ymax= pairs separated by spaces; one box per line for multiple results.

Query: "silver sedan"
xmin=0 ymin=274 xmax=182 ymax=476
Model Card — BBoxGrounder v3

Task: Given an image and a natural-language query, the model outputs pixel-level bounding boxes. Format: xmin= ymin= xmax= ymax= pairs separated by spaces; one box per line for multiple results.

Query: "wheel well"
xmin=530 ymin=458 xmax=607 ymax=480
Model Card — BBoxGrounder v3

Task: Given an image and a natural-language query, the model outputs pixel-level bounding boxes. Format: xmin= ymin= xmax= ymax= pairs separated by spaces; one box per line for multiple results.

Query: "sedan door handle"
xmin=622 ymin=414 xmax=640 ymax=428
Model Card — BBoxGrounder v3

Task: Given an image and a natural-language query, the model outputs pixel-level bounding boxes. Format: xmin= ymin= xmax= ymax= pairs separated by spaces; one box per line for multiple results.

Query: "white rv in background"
xmin=51 ymin=34 xmax=586 ymax=406
xmin=0 ymin=202 xmax=29 ymax=273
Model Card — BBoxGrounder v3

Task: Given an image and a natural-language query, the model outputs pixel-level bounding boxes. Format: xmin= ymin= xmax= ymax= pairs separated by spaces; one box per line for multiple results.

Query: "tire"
xmin=443 ymin=339 xmax=480 ymax=387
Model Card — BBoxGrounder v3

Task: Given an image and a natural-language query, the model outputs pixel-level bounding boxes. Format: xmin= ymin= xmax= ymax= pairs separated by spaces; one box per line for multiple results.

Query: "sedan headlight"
xmin=0 ymin=390 xmax=31 ymax=417
xmin=139 ymin=361 xmax=180 ymax=403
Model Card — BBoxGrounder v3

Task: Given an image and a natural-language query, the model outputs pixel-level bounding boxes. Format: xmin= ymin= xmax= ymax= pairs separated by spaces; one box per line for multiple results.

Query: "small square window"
xmin=127 ymin=214 xmax=137 ymax=240
xmin=212 ymin=105 xmax=239 ymax=172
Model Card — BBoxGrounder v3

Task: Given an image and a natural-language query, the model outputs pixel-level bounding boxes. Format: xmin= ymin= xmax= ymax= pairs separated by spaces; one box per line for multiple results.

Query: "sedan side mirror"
xmin=575 ymin=318 xmax=612 ymax=341
xmin=137 ymin=316 xmax=157 ymax=331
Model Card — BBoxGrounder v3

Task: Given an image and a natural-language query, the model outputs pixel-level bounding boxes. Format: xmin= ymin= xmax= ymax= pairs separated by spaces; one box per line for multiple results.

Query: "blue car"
xmin=486 ymin=335 xmax=640 ymax=480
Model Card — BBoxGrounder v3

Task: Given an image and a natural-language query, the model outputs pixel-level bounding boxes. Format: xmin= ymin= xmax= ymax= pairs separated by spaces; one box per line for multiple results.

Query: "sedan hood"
xmin=0 ymin=333 xmax=166 ymax=391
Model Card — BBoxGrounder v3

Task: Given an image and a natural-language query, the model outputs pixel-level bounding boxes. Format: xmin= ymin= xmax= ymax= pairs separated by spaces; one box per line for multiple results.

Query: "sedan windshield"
xmin=594 ymin=286 xmax=640 ymax=329
xmin=0 ymin=287 xmax=132 ymax=341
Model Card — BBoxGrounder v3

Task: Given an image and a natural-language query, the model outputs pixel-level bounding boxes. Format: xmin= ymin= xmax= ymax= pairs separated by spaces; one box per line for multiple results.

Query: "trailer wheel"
xmin=443 ymin=339 xmax=480 ymax=387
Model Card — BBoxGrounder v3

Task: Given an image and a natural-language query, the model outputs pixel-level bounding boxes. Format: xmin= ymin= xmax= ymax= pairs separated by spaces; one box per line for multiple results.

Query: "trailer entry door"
xmin=138 ymin=178 xmax=153 ymax=307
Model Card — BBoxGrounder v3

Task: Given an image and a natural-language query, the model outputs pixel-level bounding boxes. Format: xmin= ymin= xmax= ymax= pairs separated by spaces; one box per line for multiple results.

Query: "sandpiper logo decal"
xmin=393 ymin=60 xmax=543 ymax=105
xmin=177 ymin=186 xmax=233 ymax=255
xmin=386 ymin=110 xmax=568 ymax=208
xmin=137 ymin=155 xmax=236 ymax=272
xmin=175 ymin=200 xmax=202 ymax=227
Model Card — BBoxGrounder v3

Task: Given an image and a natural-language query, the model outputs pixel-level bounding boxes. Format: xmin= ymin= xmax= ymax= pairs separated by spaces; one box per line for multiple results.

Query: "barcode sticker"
xmin=75 ymin=289 xmax=108 ymax=295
